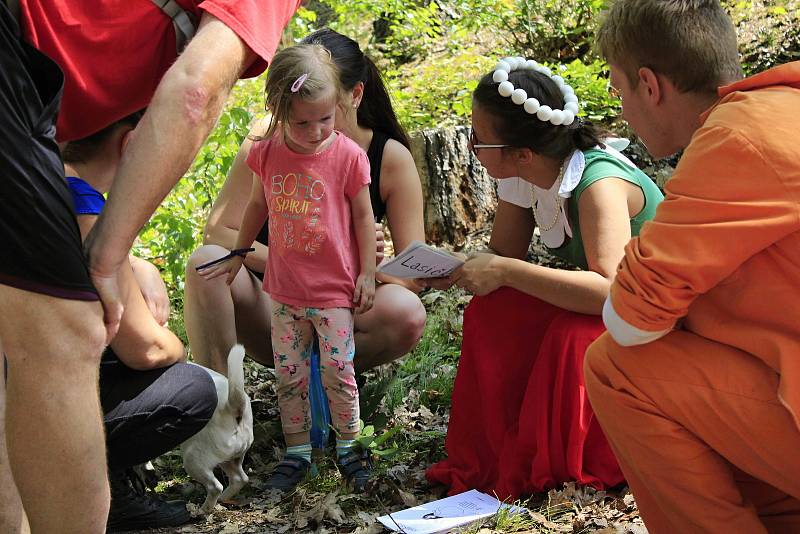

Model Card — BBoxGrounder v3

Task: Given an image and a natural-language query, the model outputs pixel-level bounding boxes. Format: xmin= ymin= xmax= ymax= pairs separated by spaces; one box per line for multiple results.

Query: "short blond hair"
xmin=597 ymin=0 xmax=742 ymax=93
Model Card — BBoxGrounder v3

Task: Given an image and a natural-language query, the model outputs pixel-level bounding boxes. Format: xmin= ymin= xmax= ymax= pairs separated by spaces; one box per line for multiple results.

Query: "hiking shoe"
xmin=337 ymin=450 xmax=372 ymax=492
xmin=263 ymin=456 xmax=315 ymax=492
xmin=106 ymin=468 xmax=191 ymax=533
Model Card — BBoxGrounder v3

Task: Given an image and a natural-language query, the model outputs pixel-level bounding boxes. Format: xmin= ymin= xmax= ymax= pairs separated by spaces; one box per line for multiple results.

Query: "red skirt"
xmin=426 ymin=287 xmax=624 ymax=500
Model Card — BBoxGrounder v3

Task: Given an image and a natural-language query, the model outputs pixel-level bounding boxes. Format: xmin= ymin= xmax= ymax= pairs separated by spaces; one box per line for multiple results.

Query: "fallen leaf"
xmin=397 ymin=489 xmax=417 ymax=507
xmin=356 ymin=510 xmax=378 ymax=525
xmin=218 ymin=522 xmax=240 ymax=534
xmin=326 ymin=502 xmax=345 ymax=523
xmin=351 ymin=524 xmax=383 ymax=534
xmin=529 ymin=511 xmax=548 ymax=523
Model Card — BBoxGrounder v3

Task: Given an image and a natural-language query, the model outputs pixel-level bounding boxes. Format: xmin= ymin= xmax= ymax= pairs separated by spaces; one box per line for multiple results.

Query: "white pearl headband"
xmin=492 ymin=57 xmax=580 ymax=126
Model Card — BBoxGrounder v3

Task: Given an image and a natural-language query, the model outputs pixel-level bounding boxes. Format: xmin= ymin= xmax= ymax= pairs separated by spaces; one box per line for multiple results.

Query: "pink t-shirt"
xmin=246 ymin=132 xmax=371 ymax=308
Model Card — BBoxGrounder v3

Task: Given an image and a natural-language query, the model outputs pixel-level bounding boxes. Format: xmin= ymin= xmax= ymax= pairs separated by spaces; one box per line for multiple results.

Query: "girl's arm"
xmin=76 ymin=216 xmax=185 ymax=370
xmin=453 ymin=178 xmax=636 ymax=315
xmin=378 ymin=139 xmax=426 ymax=292
xmin=351 ymin=185 xmax=377 ymax=313
xmin=203 ymin=119 xmax=270 ymax=272
xmin=200 ymin=170 xmax=268 ymax=284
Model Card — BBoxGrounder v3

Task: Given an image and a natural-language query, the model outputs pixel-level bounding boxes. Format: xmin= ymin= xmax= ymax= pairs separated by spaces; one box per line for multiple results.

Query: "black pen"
xmin=194 ymin=247 xmax=256 ymax=271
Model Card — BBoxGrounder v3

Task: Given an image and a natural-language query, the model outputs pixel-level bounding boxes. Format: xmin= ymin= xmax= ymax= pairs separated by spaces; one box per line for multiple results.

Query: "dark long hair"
xmin=473 ymin=69 xmax=606 ymax=161
xmin=302 ymin=28 xmax=410 ymax=149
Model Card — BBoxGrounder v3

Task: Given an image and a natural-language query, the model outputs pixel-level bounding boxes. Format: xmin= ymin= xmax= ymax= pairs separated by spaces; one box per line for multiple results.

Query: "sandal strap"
xmin=338 ymin=451 xmax=368 ymax=479
xmin=272 ymin=457 xmax=309 ymax=478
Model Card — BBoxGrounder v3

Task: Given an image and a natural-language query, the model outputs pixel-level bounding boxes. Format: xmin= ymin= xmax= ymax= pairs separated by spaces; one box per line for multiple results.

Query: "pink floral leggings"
xmin=270 ymin=300 xmax=359 ymax=435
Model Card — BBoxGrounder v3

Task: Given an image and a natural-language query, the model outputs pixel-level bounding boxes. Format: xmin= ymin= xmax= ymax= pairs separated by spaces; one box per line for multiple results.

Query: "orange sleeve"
xmin=611 ymin=125 xmax=800 ymax=332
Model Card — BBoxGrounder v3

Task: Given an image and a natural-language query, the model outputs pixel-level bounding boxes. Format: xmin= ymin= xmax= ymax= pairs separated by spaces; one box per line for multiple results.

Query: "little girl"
xmin=199 ymin=43 xmax=376 ymax=491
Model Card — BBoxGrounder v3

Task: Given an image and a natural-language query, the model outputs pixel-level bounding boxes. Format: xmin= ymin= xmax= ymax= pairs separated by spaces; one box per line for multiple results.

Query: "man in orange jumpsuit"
xmin=585 ymin=1 xmax=800 ymax=532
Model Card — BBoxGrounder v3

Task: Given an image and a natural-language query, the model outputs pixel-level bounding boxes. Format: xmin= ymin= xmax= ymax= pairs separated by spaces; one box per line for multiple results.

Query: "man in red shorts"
xmin=0 ymin=1 xmax=299 ymax=532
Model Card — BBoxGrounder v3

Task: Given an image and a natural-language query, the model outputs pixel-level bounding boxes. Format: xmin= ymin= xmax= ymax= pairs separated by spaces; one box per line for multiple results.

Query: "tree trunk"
xmin=409 ymin=125 xmax=498 ymax=246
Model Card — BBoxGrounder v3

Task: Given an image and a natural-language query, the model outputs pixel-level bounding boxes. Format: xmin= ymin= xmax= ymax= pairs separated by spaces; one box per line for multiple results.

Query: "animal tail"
xmin=226 ymin=344 xmax=248 ymax=414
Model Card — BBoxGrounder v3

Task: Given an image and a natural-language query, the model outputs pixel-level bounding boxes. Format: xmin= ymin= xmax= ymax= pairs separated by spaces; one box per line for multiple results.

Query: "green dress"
xmin=548 ymin=149 xmax=664 ymax=270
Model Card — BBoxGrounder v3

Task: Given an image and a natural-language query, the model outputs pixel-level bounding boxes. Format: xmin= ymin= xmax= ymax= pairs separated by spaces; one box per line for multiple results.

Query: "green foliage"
xmin=384 ymin=288 xmax=467 ymax=412
xmin=388 ymin=49 xmax=494 ymax=130
xmin=726 ymin=0 xmax=800 ymax=75
xmin=320 ymin=0 xmax=443 ymax=62
xmin=354 ymin=421 xmax=404 ymax=458
xmin=294 ymin=0 xmax=616 ymax=132
xmin=557 ymin=58 xmax=620 ymax=122
xmin=133 ymin=99 xmax=256 ymax=292
xmin=490 ymin=0 xmax=608 ymax=63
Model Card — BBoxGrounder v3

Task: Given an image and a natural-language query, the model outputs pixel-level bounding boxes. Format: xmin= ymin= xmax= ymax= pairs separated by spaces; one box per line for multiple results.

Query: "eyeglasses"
xmin=469 ymin=128 xmax=510 ymax=156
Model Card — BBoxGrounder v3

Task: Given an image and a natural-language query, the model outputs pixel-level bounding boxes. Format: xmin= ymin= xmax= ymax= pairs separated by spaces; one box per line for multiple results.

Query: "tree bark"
xmin=409 ymin=125 xmax=498 ymax=246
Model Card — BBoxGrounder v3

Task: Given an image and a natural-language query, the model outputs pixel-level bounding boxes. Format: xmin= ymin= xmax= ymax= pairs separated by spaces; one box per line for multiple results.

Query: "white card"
xmin=377 ymin=489 xmax=526 ymax=534
xmin=378 ymin=241 xmax=464 ymax=279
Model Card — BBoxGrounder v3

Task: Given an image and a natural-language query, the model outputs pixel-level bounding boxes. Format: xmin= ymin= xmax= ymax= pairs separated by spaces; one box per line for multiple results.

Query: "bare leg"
xmin=184 ymin=245 xmax=273 ymax=373
xmin=353 ymin=283 xmax=426 ymax=373
xmin=186 ymin=247 xmax=426 ymax=374
xmin=0 ymin=340 xmax=29 ymax=534
xmin=0 ymin=285 xmax=109 ymax=533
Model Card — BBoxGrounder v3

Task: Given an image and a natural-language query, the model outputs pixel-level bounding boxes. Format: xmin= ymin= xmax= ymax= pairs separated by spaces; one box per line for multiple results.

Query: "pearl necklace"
xmin=531 ymin=163 xmax=567 ymax=232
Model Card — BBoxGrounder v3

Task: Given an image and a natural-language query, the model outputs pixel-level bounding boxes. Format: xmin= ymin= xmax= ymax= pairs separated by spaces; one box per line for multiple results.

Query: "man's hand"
xmin=84 ymin=231 xmax=125 ymax=344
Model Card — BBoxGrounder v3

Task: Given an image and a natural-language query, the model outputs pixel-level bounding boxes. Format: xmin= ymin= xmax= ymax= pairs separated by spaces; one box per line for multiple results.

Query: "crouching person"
xmin=62 ymin=113 xmax=218 ymax=532
xmin=586 ymin=1 xmax=800 ymax=532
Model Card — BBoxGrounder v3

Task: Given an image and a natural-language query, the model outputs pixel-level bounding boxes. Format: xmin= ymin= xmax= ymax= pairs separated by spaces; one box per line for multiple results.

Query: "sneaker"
xmin=337 ymin=449 xmax=372 ymax=492
xmin=263 ymin=456 xmax=315 ymax=492
xmin=106 ymin=468 xmax=191 ymax=533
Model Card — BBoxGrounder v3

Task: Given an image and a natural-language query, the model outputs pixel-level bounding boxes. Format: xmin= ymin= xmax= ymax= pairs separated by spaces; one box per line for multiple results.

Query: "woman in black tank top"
xmin=184 ymin=29 xmax=426 ymax=375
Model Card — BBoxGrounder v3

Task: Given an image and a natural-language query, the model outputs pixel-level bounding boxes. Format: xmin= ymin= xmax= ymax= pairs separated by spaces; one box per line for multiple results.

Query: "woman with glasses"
xmin=426 ymin=59 xmax=663 ymax=499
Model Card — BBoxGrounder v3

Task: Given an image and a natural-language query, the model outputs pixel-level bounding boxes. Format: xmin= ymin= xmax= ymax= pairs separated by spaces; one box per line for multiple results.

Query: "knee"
xmin=185 ymin=244 xmax=230 ymax=280
xmin=55 ymin=304 xmax=108 ymax=369
xmin=382 ymin=289 xmax=427 ymax=351
xmin=167 ymin=363 xmax=218 ymax=425
xmin=584 ymin=334 xmax=610 ymax=385
xmin=584 ymin=332 xmax=630 ymax=413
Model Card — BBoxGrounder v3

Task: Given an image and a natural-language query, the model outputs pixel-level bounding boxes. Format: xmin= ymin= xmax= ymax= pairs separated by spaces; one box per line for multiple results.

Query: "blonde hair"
xmin=596 ymin=0 xmax=742 ymax=93
xmin=262 ymin=43 xmax=342 ymax=141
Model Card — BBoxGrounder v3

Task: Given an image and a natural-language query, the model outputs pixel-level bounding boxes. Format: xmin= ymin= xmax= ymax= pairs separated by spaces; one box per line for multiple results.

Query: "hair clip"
xmin=291 ymin=73 xmax=309 ymax=93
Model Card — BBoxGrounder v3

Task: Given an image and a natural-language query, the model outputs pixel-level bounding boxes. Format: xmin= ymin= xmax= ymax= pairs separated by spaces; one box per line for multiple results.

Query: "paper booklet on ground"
xmin=377 ymin=489 xmax=526 ymax=534
xmin=378 ymin=241 xmax=464 ymax=279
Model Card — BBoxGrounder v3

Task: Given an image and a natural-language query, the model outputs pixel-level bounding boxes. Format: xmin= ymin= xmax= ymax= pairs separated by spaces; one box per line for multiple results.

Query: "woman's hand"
xmin=452 ymin=252 xmax=509 ymax=296
xmin=415 ymin=251 xmax=469 ymax=291
xmin=375 ymin=223 xmax=385 ymax=266
xmin=130 ymin=255 xmax=170 ymax=326
xmin=419 ymin=273 xmax=457 ymax=291
xmin=354 ymin=271 xmax=376 ymax=314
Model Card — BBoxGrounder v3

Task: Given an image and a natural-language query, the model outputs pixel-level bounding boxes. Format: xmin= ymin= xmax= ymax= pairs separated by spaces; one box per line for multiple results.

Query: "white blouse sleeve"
xmin=496 ymin=177 xmax=533 ymax=208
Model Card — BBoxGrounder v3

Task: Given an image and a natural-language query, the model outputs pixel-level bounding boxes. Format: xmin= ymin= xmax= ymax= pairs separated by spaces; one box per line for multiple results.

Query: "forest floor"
xmin=135 ymin=230 xmax=647 ymax=534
